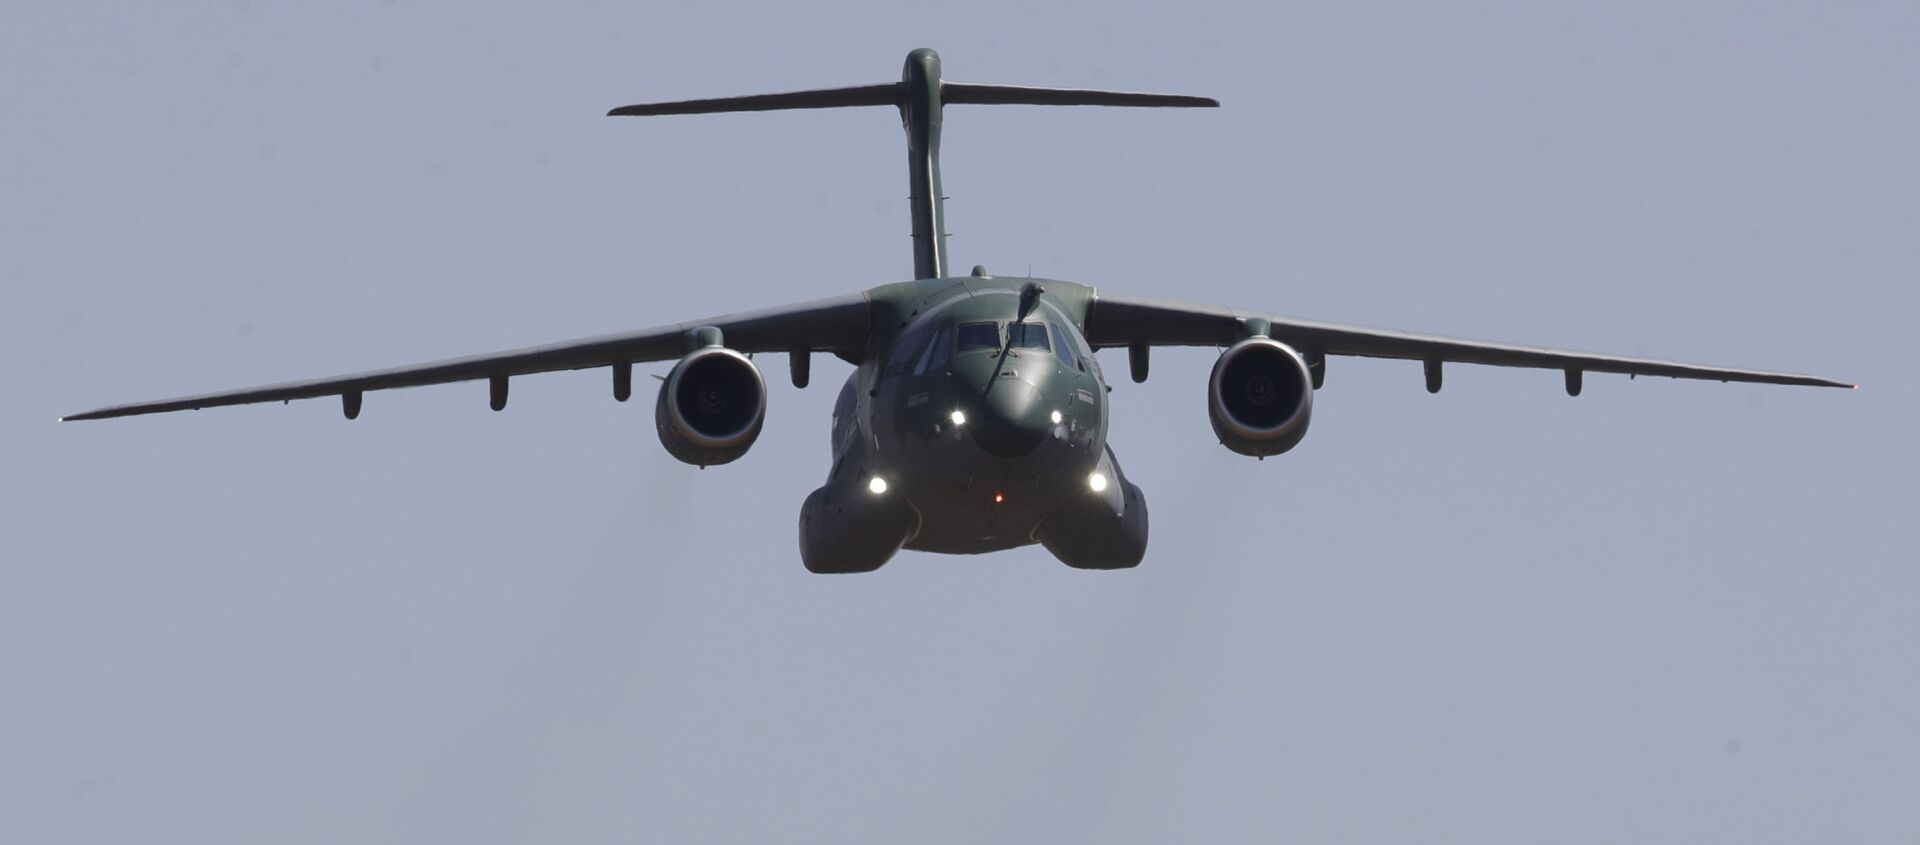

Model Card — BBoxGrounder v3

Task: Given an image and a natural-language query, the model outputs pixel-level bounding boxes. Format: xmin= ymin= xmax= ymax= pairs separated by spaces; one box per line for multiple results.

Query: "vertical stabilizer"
xmin=900 ymin=49 xmax=948 ymax=280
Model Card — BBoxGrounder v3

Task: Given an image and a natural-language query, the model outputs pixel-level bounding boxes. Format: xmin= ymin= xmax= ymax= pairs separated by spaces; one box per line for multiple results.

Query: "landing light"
xmin=868 ymin=477 xmax=889 ymax=495
xmin=1049 ymin=409 xmax=1063 ymax=425
xmin=950 ymin=409 xmax=967 ymax=426
xmin=1088 ymin=472 xmax=1109 ymax=493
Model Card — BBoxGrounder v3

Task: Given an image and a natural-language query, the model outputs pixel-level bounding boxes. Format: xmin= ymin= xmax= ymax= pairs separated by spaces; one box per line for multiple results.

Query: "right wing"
xmin=1085 ymin=292 xmax=1851 ymax=389
xmin=62 ymin=294 xmax=870 ymax=421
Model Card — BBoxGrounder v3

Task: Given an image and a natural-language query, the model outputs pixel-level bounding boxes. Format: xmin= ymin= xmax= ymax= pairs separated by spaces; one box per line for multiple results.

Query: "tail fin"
xmin=609 ymin=49 xmax=1217 ymax=280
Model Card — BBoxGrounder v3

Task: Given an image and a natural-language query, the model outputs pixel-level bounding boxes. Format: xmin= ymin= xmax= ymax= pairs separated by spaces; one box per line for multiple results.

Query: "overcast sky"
xmin=4 ymin=2 xmax=1915 ymax=842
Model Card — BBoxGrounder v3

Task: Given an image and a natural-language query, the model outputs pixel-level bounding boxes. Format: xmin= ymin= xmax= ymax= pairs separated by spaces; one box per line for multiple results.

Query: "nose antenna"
xmin=980 ymin=282 xmax=1050 ymax=401
xmin=1017 ymin=282 xmax=1046 ymax=321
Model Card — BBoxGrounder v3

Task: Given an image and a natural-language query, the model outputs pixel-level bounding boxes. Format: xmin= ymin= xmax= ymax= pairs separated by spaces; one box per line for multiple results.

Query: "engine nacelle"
xmin=1208 ymin=338 xmax=1314 ymax=457
xmin=655 ymin=346 xmax=767 ymax=466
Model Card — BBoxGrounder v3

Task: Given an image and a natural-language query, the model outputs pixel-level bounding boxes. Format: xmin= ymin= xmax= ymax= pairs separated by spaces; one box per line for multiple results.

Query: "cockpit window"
xmin=956 ymin=322 xmax=1000 ymax=351
xmin=1009 ymin=322 xmax=1051 ymax=351
xmin=913 ymin=325 xmax=951 ymax=374
xmin=1048 ymin=323 xmax=1080 ymax=368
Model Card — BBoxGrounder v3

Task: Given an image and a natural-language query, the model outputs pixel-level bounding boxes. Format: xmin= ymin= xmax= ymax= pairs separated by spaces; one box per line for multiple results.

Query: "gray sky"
xmin=4 ymin=2 xmax=1915 ymax=842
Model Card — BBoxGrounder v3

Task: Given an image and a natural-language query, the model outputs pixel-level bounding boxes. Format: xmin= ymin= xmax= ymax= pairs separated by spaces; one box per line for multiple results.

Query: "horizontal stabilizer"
xmin=608 ymin=83 xmax=901 ymax=117
xmin=605 ymin=49 xmax=1220 ymax=280
xmin=942 ymin=82 xmax=1217 ymax=108
xmin=607 ymin=81 xmax=1218 ymax=118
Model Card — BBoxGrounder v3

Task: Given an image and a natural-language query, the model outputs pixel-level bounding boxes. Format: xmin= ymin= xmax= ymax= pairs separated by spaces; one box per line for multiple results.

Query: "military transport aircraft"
xmin=64 ymin=49 xmax=1850 ymax=573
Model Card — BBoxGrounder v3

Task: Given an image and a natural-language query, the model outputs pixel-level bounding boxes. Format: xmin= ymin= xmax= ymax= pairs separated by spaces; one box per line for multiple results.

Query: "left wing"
xmin=1084 ymin=292 xmax=1851 ymax=389
xmin=62 ymin=293 xmax=870 ymax=421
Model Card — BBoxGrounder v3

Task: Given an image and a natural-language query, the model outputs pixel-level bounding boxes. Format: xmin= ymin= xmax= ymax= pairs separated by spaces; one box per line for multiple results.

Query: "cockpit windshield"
xmin=1048 ymin=323 xmax=1080 ymax=369
xmin=1008 ymin=322 xmax=1051 ymax=351
xmin=956 ymin=322 xmax=1000 ymax=351
xmin=911 ymin=325 xmax=951 ymax=375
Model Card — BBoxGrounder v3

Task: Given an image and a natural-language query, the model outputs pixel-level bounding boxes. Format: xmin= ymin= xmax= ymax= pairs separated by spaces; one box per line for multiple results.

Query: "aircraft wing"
xmin=1084 ymin=292 xmax=1851 ymax=389
xmin=62 ymin=293 xmax=871 ymax=421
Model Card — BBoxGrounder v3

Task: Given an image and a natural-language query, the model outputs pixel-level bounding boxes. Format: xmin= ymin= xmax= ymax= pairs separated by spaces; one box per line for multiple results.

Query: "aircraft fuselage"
xmin=798 ymin=272 xmax=1149 ymax=572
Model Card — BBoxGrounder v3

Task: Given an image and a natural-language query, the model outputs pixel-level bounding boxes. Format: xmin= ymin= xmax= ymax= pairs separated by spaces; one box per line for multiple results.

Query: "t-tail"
xmin=608 ymin=48 xmax=1218 ymax=280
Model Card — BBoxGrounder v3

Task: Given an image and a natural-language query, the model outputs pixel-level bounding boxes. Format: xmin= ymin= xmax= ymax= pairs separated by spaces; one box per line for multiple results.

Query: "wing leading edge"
xmin=1084 ymin=292 xmax=1851 ymax=389
xmin=62 ymin=294 xmax=871 ymax=422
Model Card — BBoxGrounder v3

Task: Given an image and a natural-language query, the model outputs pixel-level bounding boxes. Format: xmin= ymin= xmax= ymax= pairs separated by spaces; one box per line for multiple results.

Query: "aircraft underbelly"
xmin=901 ymin=500 xmax=1046 ymax=554
xmin=893 ymin=439 xmax=1078 ymax=554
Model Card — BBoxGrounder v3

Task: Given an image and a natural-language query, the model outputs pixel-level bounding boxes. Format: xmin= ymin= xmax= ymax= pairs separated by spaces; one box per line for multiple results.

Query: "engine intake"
xmin=655 ymin=346 xmax=766 ymax=466
xmin=1208 ymin=338 xmax=1313 ymax=457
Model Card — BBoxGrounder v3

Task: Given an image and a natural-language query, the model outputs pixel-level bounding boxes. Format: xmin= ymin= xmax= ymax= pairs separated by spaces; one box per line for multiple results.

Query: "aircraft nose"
xmin=955 ymin=362 xmax=1055 ymax=458
xmin=973 ymin=380 xmax=1051 ymax=457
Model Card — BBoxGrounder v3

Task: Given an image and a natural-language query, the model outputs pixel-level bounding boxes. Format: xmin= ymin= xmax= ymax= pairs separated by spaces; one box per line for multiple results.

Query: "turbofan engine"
xmin=655 ymin=346 xmax=766 ymax=466
xmin=1208 ymin=337 xmax=1314 ymax=457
